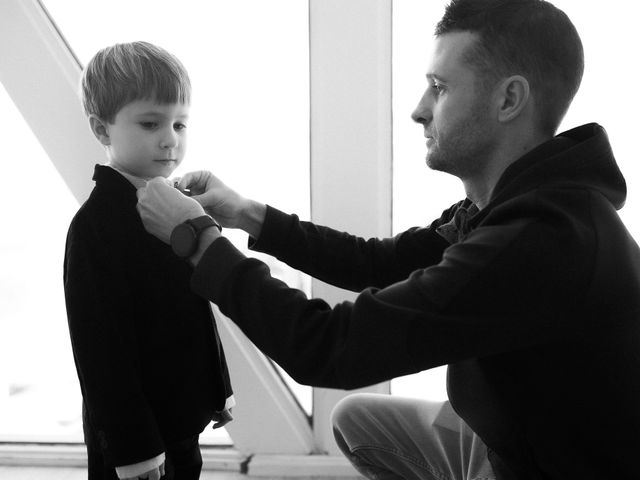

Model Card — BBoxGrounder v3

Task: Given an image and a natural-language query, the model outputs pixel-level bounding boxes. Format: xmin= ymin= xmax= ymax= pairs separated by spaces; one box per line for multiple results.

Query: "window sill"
xmin=0 ymin=443 xmax=245 ymax=471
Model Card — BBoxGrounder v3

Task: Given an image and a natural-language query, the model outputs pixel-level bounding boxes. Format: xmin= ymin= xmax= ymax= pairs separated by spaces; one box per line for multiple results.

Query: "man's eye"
xmin=431 ymin=83 xmax=445 ymax=96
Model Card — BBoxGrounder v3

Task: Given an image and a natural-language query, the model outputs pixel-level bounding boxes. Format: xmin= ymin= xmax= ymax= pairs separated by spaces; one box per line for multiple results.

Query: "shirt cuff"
xmin=115 ymin=452 xmax=165 ymax=479
xmin=223 ymin=394 xmax=236 ymax=411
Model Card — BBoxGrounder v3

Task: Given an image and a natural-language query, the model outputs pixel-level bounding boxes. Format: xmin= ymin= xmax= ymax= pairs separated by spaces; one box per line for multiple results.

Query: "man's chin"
xmin=425 ymin=152 xmax=444 ymax=172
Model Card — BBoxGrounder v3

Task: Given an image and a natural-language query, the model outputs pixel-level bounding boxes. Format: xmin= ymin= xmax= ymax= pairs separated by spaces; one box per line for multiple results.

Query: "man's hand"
xmin=175 ymin=171 xmax=267 ymax=239
xmin=123 ymin=462 xmax=165 ymax=480
xmin=175 ymin=171 xmax=249 ymax=229
xmin=137 ymin=177 xmax=205 ymax=244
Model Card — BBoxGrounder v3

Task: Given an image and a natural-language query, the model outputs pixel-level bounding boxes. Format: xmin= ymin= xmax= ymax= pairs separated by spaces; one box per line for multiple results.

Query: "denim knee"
xmin=330 ymin=393 xmax=370 ymax=432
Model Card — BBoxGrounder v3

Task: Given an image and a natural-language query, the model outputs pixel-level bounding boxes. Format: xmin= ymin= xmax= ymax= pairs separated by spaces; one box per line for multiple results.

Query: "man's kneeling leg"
xmin=331 ymin=393 xmax=495 ymax=480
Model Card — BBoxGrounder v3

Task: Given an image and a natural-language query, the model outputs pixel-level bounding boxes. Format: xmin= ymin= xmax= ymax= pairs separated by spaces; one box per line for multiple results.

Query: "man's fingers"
xmin=178 ymin=170 xmax=209 ymax=192
xmin=189 ymin=193 xmax=206 ymax=207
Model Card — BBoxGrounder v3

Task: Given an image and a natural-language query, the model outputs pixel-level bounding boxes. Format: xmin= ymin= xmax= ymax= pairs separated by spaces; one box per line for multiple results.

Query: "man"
xmin=137 ymin=0 xmax=640 ymax=478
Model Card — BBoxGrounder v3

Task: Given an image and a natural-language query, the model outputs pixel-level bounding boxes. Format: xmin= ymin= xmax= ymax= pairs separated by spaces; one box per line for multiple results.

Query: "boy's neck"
xmin=106 ymin=163 xmax=149 ymax=189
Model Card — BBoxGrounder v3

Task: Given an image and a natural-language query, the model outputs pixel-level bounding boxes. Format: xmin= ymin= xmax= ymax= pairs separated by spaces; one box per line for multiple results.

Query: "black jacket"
xmin=191 ymin=123 xmax=640 ymax=479
xmin=64 ymin=165 xmax=232 ymax=468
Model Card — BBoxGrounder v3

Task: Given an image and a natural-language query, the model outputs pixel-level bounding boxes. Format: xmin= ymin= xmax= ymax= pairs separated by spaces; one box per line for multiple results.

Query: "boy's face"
xmin=103 ymin=99 xmax=189 ymax=179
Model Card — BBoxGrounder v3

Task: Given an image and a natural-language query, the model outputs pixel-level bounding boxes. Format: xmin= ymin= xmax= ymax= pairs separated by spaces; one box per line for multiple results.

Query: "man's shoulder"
xmin=489 ymin=182 xmax=601 ymax=227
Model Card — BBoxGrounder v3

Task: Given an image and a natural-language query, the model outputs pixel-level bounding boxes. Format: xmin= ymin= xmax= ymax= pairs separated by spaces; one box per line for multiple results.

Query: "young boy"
xmin=63 ymin=41 xmax=234 ymax=480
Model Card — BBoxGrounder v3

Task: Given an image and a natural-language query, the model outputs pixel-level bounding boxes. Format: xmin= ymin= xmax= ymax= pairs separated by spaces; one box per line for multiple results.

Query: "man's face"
xmin=104 ymin=99 xmax=189 ymax=179
xmin=412 ymin=31 xmax=497 ymax=180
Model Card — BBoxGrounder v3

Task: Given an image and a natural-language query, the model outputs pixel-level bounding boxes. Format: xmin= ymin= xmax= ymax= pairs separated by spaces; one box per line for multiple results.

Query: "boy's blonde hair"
xmin=81 ymin=41 xmax=191 ymax=123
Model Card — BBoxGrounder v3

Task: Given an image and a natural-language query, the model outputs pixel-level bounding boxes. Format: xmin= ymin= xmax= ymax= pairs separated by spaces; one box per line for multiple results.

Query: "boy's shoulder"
xmin=68 ymin=165 xmax=138 ymax=240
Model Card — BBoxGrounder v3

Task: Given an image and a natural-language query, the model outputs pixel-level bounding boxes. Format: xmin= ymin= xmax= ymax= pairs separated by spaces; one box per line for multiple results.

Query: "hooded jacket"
xmin=192 ymin=123 xmax=640 ymax=479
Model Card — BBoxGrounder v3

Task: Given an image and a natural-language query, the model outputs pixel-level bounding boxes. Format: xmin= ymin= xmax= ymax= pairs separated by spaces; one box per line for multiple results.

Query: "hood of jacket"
xmin=489 ymin=123 xmax=626 ymax=211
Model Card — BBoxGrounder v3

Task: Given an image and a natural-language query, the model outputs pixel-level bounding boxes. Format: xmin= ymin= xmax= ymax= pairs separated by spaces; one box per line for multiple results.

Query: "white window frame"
xmin=0 ymin=0 xmax=392 ymax=475
xmin=309 ymin=0 xmax=392 ymax=456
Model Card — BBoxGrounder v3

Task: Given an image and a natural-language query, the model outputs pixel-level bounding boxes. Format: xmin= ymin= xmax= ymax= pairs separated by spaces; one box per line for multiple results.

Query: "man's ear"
xmin=88 ymin=115 xmax=111 ymax=146
xmin=496 ymin=75 xmax=530 ymax=123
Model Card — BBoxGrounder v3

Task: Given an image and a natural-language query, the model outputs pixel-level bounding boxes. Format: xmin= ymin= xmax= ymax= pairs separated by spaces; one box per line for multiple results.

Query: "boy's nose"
xmin=160 ymin=129 xmax=179 ymax=149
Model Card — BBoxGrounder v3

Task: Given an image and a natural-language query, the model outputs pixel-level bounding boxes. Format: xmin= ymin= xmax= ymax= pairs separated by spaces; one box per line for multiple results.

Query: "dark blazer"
xmin=64 ymin=165 xmax=232 ymax=468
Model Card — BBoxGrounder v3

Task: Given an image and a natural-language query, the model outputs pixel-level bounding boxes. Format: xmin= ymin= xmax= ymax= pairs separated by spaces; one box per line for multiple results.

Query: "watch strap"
xmin=170 ymin=215 xmax=221 ymax=258
xmin=186 ymin=215 xmax=222 ymax=234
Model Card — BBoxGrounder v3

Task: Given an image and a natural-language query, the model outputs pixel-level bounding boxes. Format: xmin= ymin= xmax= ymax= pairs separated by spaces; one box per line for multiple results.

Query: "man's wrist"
xmin=240 ymin=200 xmax=267 ymax=239
xmin=188 ymin=226 xmax=221 ymax=266
xmin=170 ymin=215 xmax=219 ymax=259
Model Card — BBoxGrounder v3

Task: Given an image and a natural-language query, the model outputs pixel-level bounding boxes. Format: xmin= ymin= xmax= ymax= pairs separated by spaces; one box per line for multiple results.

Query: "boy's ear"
xmin=88 ymin=115 xmax=111 ymax=146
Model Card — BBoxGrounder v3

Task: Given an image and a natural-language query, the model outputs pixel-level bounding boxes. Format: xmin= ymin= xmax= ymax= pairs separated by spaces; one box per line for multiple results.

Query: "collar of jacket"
xmin=436 ymin=200 xmax=479 ymax=244
xmin=91 ymin=164 xmax=139 ymax=203
xmin=106 ymin=164 xmax=149 ymax=189
xmin=438 ymin=123 xmax=625 ymax=243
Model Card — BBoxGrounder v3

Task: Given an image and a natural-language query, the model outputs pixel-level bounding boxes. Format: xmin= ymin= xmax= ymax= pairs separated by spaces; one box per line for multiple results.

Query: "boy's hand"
xmin=137 ymin=177 xmax=205 ymax=244
xmin=211 ymin=408 xmax=234 ymax=429
xmin=123 ymin=461 xmax=165 ymax=480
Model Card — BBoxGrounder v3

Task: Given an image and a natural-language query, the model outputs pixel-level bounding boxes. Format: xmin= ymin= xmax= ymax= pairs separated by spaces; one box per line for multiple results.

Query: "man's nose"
xmin=411 ymin=90 xmax=433 ymax=125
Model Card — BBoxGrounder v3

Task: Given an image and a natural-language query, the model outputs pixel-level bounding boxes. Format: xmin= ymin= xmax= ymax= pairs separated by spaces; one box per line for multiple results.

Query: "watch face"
xmin=170 ymin=223 xmax=196 ymax=258
xmin=190 ymin=215 xmax=216 ymax=231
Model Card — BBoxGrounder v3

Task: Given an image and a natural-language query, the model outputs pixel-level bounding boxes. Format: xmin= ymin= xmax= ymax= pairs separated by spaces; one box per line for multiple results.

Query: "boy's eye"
xmin=139 ymin=121 xmax=158 ymax=129
xmin=174 ymin=123 xmax=187 ymax=131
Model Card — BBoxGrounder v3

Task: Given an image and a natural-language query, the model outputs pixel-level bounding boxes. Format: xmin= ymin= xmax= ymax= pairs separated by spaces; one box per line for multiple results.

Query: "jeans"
xmin=331 ymin=393 xmax=496 ymax=480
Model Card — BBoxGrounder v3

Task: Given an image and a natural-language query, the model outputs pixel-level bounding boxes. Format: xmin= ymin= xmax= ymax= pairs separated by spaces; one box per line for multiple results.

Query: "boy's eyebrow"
xmin=135 ymin=110 xmax=189 ymax=119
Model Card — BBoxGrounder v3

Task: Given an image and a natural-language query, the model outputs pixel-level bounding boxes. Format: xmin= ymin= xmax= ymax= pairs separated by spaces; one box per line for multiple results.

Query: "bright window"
xmin=0 ymin=81 xmax=82 ymax=442
xmin=1 ymin=0 xmax=310 ymax=446
xmin=391 ymin=0 xmax=640 ymax=400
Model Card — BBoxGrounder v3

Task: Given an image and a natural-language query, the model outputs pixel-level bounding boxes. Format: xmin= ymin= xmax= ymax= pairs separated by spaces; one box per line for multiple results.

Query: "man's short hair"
xmin=81 ymin=41 xmax=191 ymax=123
xmin=436 ymin=0 xmax=584 ymax=135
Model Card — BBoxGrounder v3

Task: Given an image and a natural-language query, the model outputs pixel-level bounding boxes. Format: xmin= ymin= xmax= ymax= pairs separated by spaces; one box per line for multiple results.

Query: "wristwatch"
xmin=170 ymin=215 xmax=222 ymax=258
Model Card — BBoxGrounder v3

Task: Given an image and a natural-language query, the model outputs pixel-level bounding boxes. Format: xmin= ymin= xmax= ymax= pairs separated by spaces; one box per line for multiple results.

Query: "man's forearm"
xmin=189 ymin=201 xmax=266 ymax=267
xmin=189 ymin=228 xmax=220 ymax=267
xmin=238 ymin=200 xmax=267 ymax=239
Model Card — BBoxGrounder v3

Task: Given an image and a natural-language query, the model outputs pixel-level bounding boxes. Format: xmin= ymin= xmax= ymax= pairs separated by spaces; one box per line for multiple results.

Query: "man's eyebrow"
xmin=426 ymin=73 xmax=447 ymax=83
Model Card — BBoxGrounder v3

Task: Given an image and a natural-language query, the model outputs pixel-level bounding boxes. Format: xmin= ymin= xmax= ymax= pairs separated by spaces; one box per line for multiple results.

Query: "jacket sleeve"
xmin=192 ymin=206 xmax=586 ymax=390
xmin=248 ymin=206 xmax=452 ymax=291
xmin=63 ymin=215 xmax=164 ymax=467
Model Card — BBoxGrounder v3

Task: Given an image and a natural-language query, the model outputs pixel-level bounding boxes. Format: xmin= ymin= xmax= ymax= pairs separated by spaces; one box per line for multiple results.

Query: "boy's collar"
xmin=106 ymin=164 xmax=149 ymax=189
